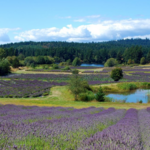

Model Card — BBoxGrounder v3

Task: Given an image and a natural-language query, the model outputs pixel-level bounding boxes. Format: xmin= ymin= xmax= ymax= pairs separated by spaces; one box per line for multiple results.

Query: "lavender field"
xmin=0 ymin=80 xmax=66 ymax=98
xmin=1 ymin=105 xmax=150 ymax=149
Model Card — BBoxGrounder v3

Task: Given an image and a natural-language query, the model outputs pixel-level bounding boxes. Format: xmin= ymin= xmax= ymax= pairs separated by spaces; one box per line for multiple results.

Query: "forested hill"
xmin=0 ymin=38 xmax=150 ymax=64
xmin=1 ymin=38 xmax=150 ymax=50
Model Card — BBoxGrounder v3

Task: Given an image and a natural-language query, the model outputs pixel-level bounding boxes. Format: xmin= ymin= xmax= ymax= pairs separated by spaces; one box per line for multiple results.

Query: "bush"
xmin=62 ymin=66 xmax=70 ymax=70
xmin=86 ymin=91 xmax=95 ymax=101
xmin=104 ymin=58 xmax=118 ymax=67
xmin=140 ymin=57 xmax=146 ymax=65
xmin=95 ymin=87 xmax=105 ymax=102
xmin=117 ymin=83 xmax=137 ymax=90
xmin=72 ymin=69 xmax=79 ymax=74
xmin=42 ymin=92 xmax=49 ymax=96
xmin=0 ymin=59 xmax=11 ymax=76
xmin=110 ymin=67 xmax=123 ymax=81
xmin=78 ymin=93 xmax=88 ymax=101
xmin=79 ymin=91 xmax=95 ymax=102
xmin=52 ymin=64 xmax=59 ymax=69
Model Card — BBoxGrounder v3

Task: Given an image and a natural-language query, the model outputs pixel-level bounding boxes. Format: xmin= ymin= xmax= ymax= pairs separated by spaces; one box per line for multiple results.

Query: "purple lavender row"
xmin=78 ymin=109 xmax=142 ymax=150
xmin=0 ymin=107 xmax=125 ymax=149
xmin=0 ymin=105 xmax=103 ymax=124
xmin=138 ymin=108 xmax=150 ymax=149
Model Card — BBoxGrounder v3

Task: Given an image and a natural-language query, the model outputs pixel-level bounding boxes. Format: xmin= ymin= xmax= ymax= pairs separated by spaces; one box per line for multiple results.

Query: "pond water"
xmin=106 ymin=89 xmax=150 ymax=103
xmin=80 ymin=63 xmax=104 ymax=67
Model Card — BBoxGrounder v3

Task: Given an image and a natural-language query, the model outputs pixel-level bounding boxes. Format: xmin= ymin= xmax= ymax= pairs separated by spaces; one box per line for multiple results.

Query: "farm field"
xmin=1 ymin=65 xmax=150 ymax=109
xmin=1 ymin=105 xmax=150 ymax=149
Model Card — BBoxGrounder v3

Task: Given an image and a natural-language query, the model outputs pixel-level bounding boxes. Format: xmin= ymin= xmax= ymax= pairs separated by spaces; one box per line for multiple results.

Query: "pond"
xmin=106 ymin=89 xmax=150 ymax=103
xmin=80 ymin=63 xmax=104 ymax=67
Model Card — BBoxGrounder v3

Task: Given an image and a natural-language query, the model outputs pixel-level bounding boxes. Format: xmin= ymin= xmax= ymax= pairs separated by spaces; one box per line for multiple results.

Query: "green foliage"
xmin=104 ymin=58 xmax=118 ymax=67
xmin=62 ymin=66 xmax=70 ymax=70
xmin=72 ymin=57 xmax=81 ymax=66
xmin=95 ymin=87 xmax=105 ymax=102
xmin=69 ymin=74 xmax=85 ymax=100
xmin=140 ymin=57 xmax=146 ymax=64
xmin=24 ymin=57 xmax=35 ymax=66
xmin=117 ymin=83 xmax=137 ymax=90
xmin=72 ymin=69 xmax=79 ymax=74
xmin=30 ymin=63 xmax=36 ymax=69
xmin=123 ymin=46 xmax=143 ymax=63
xmin=18 ymin=54 xmax=25 ymax=60
xmin=12 ymin=57 xmax=20 ymax=68
xmin=42 ymin=92 xmax=49 ymax=96
xmin=52 ymin=64 xmax=59 ymax=69
xmin=0 ymin=59 xmax=11 ymax=76
xmin=66 ymin=59 xmax=71 ymax=65
xmin=79 ymin=91 xmax=95 ymax=102
xmin=42 ymin=65 xmax=49 ymax=70
xmin=110 ymin=67 xmax=123 ymax=81
xmin=0 ymin=48 xmax=6 ymax=59
xmin=127 ymin=59 xmax=134 ymax=64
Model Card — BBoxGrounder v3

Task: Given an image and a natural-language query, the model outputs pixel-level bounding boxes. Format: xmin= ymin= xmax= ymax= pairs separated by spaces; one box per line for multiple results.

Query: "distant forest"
xmin=1 ymin=38 xmax=150 ymax=64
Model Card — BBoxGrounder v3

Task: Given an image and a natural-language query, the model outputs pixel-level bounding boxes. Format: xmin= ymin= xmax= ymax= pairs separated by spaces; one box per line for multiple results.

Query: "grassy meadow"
xmin=1 ymin=64 xmax=150 ymax=109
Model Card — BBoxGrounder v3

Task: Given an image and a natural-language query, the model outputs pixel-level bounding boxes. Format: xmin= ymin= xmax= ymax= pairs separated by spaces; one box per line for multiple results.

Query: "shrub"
xmin=86 ymin=91 xmax=95 ymax=101
xmin=42 ymin=92 xmax=49 ymax=96
xmin=78 ymin=93 xmax=88 ymax=101
xmin=79 ymin=91 xmax=95 ymax=102
xmin=95 ymin=87 xmax=105 ymax=102
xmin=117 ymin=83 xmax=137 ymax=90
xmin=140 ymin=57 xmax=146 ymax=65
xmin=62 ymin=66 xmax=70 ymax=70
xmin=104 ymin=58 xmax=118 ymax=67
xmin=72 ymin=69 xmax=79 ymax=74
xmin=110 ymin=67 xmax=123 ymax=81
xmin=0 ymin=59 xmax=11 ymax=76
xmin=52 ymin=64 xmax=59 ymax=69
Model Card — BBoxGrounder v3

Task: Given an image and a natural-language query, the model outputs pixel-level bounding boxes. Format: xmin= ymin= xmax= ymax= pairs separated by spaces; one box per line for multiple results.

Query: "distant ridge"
xmin=1 ymin=38 xmax=150 ymax=50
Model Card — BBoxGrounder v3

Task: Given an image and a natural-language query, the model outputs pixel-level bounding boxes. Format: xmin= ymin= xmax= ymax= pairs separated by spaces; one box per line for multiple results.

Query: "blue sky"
xmin=0 ymin=0 xmax=150 ymax=44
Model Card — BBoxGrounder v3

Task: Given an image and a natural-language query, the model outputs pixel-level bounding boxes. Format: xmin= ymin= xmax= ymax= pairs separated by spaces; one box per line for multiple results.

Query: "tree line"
xmin=0 ymin=39 xmax=150 ymax=64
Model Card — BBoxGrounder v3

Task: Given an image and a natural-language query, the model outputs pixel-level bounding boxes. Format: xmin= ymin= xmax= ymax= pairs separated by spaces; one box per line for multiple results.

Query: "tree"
xmin=116 ymin=51 xmax=123 ymax=64
xmin=72 ymin=57 xmax=81 ymax=66
xmin=110 ymin=67 xmax=123 ymax=81
xmin=18 ymin=53 xmax=25 ymax=60
xmin=140 ymin=57 xmax=146 ymax=65
xmin=95 ymin=87 xmax=105 ymax=102
xmin=12 ymin=57 xmax=20 ymax=68
xmin=0 ymin=59 xmax=11 ymax=76
xmin=0 ymin=48 xmax=6 ymax=59
xmin=69 ymin=71 xmax=85 ymax=100
xmin=104 ymin=58 xmax=118 ymax=67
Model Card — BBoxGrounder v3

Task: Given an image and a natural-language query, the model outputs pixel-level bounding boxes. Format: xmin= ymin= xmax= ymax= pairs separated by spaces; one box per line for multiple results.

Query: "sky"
xmin=1 ymin=0 xmax=150 ymax=44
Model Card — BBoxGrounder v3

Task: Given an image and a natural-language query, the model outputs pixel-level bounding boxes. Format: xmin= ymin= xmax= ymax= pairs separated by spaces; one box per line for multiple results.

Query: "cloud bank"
xmin=2 ymin=19 xmax=150 ymax=43
xmin=0 ymin=28 xmax=20 ymax=44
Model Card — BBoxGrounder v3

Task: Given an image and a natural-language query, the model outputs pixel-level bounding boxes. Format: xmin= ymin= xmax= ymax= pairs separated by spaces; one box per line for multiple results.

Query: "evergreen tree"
xmin=96 ymin=87 xmax=105 ymax=102
xmin=72 ymin=57 xmax=81 ymax=66
xmin=12 ymin=57 xmax=20 ymax=68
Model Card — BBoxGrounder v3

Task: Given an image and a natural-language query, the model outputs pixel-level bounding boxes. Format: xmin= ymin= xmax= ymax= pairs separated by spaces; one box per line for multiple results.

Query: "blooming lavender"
xmin=0 ymin=105 xmax=125 ymax=149
xmin=78 ymin=109 xmax=142 ymax=150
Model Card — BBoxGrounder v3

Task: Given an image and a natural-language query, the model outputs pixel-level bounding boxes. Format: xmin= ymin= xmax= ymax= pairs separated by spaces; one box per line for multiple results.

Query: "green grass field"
xmin=0 ymin=85 xmax=150 ymax=109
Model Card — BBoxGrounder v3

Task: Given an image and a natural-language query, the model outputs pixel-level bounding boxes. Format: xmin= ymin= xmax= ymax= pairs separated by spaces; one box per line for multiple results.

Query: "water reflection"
xmin=106 ymin=89 xmax=150 ymax=103
xmin=80 ymin=63 xmax=104 ymax=67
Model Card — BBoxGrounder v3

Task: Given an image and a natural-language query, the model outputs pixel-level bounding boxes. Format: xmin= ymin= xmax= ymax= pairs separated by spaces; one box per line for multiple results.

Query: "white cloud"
xmin=14 ymin=19 xmax=150 ymax=42
xmin=0 ymin=28 xmax=20 ymax=43
xmin=86 ymin=15 xmax=100 ymax=18
xmin=74 ymin=19 xmax=85 ymax=22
